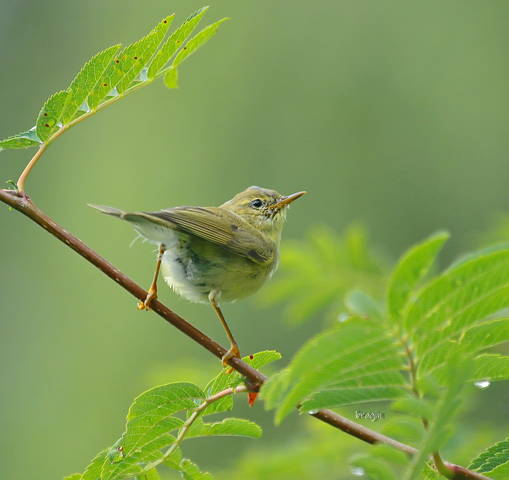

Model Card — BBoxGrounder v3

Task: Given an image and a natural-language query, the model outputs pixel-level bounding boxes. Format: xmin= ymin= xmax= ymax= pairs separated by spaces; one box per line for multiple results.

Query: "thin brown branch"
xmin=0 ymin=188 xmax=491 ymax=480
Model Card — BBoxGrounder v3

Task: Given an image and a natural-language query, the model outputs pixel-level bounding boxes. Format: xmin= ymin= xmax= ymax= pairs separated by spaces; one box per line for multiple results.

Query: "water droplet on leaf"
xmin=136 ymin=67 xmax=149 ymax=82
xmin=79 ymin=101 xmax=91 ymax=113
xmin=474 ymin=380 xmax=490 ymax=389
xmin=107 ymin=87 xmax=119 ymax=97
xmin=352 ymin=467 xmax=365 ymax=476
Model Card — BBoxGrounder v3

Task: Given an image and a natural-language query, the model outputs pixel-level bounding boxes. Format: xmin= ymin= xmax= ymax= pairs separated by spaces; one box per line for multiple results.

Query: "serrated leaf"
xmin=101 ymin=382 xmax=204 ymax=479
xmin=178 ymin=458 xmax=214 ymax=480
xmin=60 ymin=44 xmax=121 ymax=123
xmin=81 ymin=448 xmax=108 ymax=480
xmin=471 ymin=354 xmax=509 ymax=381
xmin=88 ymin=17 xmax=170 ymax=108
xmin=419 ymin=317 xmax=509 ymax=376
xmin=422 ymin=464 xmax=442 ymax=479
xmin=36 ymin=90 xmax=70 ymax=141
xmin=301 ymin=385 xmax=405 ymax=411
xmin=163 ymin=445 xmax=183 ymax=469
xmin=172 ymin=18 xmax=228 ymax=68
xmin=164 ymin=67 xmax=179 ymax=89
xmin=140 ymin=468 xmax=161 ymax=480
xmin=186 ymin=418 xmax=262 ymax=439
xmin=63 ymin=474 xmax=81 ymax=480
xmin=387 ymin=231 xmax=449 ymax=321
xmin=0 ymin=129 xmax=41 ymax=149
xmin=272 ymin=320 xmax=404 ymax=423
xmin=148 ymin=7 xmax=208 ymax=78
xmin=406 ymin=248 xmax=509 ymax=336
xmin=469 ymin=437 xmax=509 ymax=473
xmin=487 ymin=461 xmax=509 ymax=479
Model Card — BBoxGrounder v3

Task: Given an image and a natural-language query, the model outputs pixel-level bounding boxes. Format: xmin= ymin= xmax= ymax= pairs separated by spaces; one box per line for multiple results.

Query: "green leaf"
xmin=164 ymin=67 xmax=179 ymax=89
xmin=36 ymin=90 xmax=70 ymax=141
xmin=406 ymin=248 xmax=509 ymax=336
xmin=471 ymin=354 xmax=509 ymax=381
xmin=0 ymin=129 xmax=41 ymax=149
xmin=469 ymin=437 xmax=509 ymax=473
xmin=345 ymin=290 xmax=383 ymax=319
xmin=391 ymin=396 xmax=434 ymax=420
xmin=148 ymin=7 xmax=208 ymax=78
xmin=63 ymin=474 xmax=82 ymax=480
xmin=271 ymin=320 xmax=404 ymax=423
xmin=302 ymin=385 xmax=405 ymax=411
xmin=81 ymin=449 xmax=108 ymax=480
xmin=172 ymin=18 xmax=229 ymax=68
xmin=101 ymin=382 xmax=204 ymax=479
xmin=88 ymin=17 xmax=170 ymax=108
xmin=261 ymin=369 xmax=291 ymax=411
xmin=163 ymin=445 xmax=183 ymax=469
xmin=60 ymin=44 xmax=121 ymax=124
xmin=422 ymin=464 xmax=442 ymax=479
xmin=387 ymin=231 xmax=449 ymax=321
xmin=140 ymin=469 xmax=161 ymax=480
xmin=186 ymin=418 xmax=262 ymax=439
xmin=418 ymin=318 xmax=509 ymax=376
xmin=489 ymin=462 xmax=509 ymax=480
xmin=178 ymin=458 xmax=214 ymax=480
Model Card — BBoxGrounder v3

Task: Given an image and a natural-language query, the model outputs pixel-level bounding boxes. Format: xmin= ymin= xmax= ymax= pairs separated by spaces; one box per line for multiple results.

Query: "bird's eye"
xmin=250 ymin=199 xmax=264 ymax=209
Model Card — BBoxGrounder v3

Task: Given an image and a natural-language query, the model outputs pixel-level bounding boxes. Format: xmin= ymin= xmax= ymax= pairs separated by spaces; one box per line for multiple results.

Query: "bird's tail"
xmin=89 ymin=204 xmax=175 ymax=245
xmin=88 ymin=204 xmax=126 ymax=218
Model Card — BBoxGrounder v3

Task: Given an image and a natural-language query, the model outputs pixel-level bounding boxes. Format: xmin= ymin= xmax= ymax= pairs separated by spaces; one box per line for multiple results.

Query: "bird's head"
xmin=221 ymin=186 xmax=307 ymax=241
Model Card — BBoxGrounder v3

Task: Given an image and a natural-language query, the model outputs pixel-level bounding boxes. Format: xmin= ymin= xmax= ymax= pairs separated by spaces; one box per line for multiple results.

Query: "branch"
xmin=0 ymin=188 xmax=491 ymax=480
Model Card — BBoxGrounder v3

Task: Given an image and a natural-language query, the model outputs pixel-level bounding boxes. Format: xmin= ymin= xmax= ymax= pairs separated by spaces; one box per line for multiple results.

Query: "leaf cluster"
xmin=263 ymin=230 xmax=509 ymax=478
xmin=0 ymin=7 xmax=227 ymax=153
xmin=65 ymin=351 xmax=280 ymax=480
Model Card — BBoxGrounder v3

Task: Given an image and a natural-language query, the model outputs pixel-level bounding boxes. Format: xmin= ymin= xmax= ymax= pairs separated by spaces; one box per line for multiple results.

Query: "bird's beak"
xmin=272 ymin=191 xmax=307 ymax=210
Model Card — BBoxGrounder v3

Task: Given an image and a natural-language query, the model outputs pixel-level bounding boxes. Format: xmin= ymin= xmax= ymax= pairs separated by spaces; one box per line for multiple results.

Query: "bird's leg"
xmin=209 ymin=291 xmax=241 ymax=370
xmin=138 ymin=243 xmax=166 ymax=311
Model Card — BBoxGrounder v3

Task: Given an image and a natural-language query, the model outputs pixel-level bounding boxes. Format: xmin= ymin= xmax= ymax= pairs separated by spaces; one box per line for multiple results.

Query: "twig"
xmin=0 ymin=188 xmax=491 ymax=480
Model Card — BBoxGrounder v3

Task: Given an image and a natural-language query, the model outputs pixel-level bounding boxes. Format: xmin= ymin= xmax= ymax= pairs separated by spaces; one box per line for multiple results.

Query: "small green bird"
xmin=90 ymin=186 xmax=306 ymax=366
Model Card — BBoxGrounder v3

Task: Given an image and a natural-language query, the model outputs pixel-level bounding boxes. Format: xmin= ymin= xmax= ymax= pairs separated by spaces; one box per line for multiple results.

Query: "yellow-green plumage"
xmin=90 ymin=186 xmax=306 ymax=305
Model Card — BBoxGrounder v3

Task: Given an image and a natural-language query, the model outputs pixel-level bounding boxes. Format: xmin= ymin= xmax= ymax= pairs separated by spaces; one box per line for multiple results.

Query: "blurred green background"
xmin=1 ymin=1 xmax=509 ymax=478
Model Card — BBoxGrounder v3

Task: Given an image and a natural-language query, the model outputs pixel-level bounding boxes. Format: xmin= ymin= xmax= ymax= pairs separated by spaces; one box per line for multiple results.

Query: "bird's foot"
xmin=137 ymin=286 xmax=157 ymax=311
xmin=221 ymin=343 xmax=241 ymax=373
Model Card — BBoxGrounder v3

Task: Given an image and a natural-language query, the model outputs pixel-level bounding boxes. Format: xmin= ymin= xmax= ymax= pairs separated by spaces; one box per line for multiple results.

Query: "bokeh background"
xmin=1 ymin=1 xmax=509 ymax=478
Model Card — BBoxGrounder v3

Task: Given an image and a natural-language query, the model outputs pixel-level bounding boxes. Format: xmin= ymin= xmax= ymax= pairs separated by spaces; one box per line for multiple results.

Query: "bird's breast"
xmin=160 ymin=237 xmax=276 ymax=304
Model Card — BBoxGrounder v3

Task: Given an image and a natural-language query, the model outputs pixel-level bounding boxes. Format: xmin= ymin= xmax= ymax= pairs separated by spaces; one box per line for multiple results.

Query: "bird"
xmin=90 ymin=186 xmax=306 ymax=367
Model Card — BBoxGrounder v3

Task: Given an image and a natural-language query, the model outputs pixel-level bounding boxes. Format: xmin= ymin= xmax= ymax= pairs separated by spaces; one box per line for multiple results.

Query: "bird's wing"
xmin=138 ymin=206 xmax=274 ymax=264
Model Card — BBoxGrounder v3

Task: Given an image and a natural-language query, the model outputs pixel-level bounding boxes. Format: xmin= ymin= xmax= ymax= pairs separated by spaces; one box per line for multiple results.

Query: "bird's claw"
xmin=137 ymin=287 xmax=157 ymax=311
xmin=222 ymin=344 xmax=241 ymax=373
